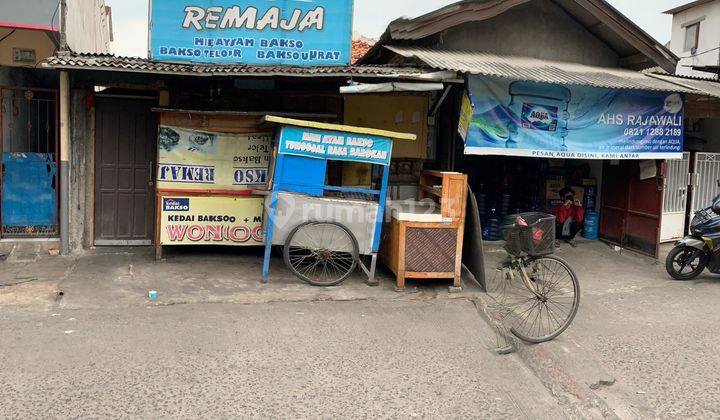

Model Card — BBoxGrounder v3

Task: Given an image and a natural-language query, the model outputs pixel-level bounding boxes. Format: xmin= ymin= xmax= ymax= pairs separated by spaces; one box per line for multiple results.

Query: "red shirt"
xmin=555 ymin=203 xmax=584 ymax=224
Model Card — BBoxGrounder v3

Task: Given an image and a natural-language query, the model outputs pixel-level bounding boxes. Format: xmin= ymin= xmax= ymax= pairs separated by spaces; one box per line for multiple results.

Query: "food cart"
xmin=260 ymin=116 xmax=416 ymax=286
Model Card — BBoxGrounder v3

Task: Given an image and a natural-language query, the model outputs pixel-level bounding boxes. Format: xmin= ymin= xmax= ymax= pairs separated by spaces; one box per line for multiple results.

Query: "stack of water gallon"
xmin=582 ymin=184 xmax=599 ymax=240
xmin=479 ymin=189 xmax=541 ymax=242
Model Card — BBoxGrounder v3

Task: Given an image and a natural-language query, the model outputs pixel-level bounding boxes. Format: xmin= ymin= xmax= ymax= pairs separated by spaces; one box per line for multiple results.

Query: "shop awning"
xmin=42 ymin=52 xmax=459 ymax=82
xmin=385 ymin=46 xmax=720 ymax=97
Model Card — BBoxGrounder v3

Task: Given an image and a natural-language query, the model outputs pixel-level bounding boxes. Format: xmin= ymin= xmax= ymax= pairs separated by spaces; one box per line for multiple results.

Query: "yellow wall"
xmin=344 ymin=93 xmax=429 ymax=159
xmin=0 ymin=28 xmax=56 ymax=67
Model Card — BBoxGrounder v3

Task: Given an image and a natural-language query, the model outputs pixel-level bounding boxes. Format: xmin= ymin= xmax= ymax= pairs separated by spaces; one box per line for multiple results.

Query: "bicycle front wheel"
xmin=507 ymin=256 xmax=580 ymax=343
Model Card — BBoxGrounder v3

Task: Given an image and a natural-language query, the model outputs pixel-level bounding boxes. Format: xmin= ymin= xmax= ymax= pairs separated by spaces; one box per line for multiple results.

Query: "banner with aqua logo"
xmin=463 ymin=76 xmax=685 ymax=160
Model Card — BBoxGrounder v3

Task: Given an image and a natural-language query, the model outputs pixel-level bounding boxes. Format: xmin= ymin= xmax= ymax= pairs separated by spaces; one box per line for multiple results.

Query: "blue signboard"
xmin=464 ymin=76 xmax=685 ymax=160
xmin=163 ymin=198 xmax=190 ymax=212
xmin=278 ymin=126 xmax=393 ymax=166
xmin=149 ymin=0 xmax=353 ymax=66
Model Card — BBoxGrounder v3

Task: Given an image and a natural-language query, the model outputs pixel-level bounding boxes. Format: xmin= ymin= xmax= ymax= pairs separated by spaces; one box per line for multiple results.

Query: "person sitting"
xmin=554 ymin=187 xmax=584 ymax=247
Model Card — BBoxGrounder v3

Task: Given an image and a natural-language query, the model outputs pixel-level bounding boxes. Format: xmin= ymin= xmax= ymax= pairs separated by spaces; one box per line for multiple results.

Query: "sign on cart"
xmin=157 ymin=126 xmax=272 ymax=192
xmin=160 ymin=195 xmax=264 ymax=246
xmin=278 ymin=125 xmax=393 ymax=166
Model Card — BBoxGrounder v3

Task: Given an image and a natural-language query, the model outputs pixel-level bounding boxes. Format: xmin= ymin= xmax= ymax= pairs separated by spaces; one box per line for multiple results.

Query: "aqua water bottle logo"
xmin=521 ymin=103 xmax=558 ymax=131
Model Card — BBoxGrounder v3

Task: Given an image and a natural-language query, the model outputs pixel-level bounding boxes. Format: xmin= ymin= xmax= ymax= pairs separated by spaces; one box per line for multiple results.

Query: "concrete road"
xmin=0 ymin=300 xmax=568 ymax=419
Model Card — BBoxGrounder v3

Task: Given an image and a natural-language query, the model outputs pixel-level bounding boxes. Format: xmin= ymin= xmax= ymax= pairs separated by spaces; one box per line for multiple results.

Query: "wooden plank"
xmin=159 ymin=112 xmax=266 ymax=133
xmin=397 ymin=221 xmax=407 ymax=290
xmin=154 ymin=194 xmax=162 ymax=260
xmin=87 ymin=102 xmax=96 ymax=247
xmin=423 ymin=169 xmax=461 ymax=178
xmin=404 ymin=272 xmax=456 ymax=279
xmin=156 ymin=188 xmax=255 ymax=197
xmin=454 ymin=217 xmax=466 ymax=287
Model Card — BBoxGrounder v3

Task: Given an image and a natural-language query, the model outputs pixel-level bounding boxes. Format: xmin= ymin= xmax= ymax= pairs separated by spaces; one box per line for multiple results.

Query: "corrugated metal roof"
xmin=647 ymin=73 xmax=720 ymax=99
xmin=42 ymin=53 xmax=454 ymax=81
xmin=386 ymin=46 xmax=720 ymax=96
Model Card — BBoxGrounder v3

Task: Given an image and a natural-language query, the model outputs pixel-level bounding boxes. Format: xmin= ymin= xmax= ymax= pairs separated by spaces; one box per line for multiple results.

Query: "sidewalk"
xmin=1 ymin=245 xmax=485 ymax=310
xmin=0 ymin=242 xmax=71 ymax=308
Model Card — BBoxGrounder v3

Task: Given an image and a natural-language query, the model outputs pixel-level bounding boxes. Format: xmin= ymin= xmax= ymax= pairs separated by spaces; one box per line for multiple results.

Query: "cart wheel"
xmin=284 ymin=221 xmax=359 ymax=287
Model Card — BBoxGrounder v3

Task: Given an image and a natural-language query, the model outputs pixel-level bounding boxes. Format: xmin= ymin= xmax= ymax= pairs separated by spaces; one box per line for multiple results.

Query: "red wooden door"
xmin=94 ymin=98 xmax=157 ymax=245
xmin=600 ymin=161 xmax=664 ymax=258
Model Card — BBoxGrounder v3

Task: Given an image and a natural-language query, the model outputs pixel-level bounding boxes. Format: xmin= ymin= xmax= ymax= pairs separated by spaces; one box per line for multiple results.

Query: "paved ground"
xmin=2 ymin=240 xmax=720 ymax=418
xmin=0 ymin=300 xmax=567 ymax=419
xmin=484 ymin=241 xmax=720 ymax=419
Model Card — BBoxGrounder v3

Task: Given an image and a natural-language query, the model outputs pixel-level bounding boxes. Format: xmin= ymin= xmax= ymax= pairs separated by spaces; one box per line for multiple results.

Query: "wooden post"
xmin=59 ymin=71 xmax=70 ymax=255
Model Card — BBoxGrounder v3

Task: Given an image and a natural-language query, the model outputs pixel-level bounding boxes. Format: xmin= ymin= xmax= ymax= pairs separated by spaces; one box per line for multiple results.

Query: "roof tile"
xmin=44 ymin=52 xmax=444 ymax=80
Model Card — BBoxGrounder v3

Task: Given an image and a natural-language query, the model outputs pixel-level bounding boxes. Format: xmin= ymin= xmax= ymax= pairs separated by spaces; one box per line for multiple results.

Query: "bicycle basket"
xmin=502 ymin=212 xmax=556 ymax=257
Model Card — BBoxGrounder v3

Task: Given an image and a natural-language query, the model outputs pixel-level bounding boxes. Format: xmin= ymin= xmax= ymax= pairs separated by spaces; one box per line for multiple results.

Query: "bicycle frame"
xmin=503 ymin=257 xmax=545 ymax=300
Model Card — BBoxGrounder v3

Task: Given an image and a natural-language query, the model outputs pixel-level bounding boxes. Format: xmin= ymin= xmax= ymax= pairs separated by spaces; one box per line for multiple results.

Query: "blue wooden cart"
xmin=261 ymin=116 xmax=416 ymax=286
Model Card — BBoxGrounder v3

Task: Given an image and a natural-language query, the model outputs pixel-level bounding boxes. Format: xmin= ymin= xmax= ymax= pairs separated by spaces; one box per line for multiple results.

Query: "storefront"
xmin=456 ymin=73 xmax=687 ymax=257
xmin=355 ymin=0 xmax=720 ymax=259
xmin=42 ymin=0 xmax=457 ymax=255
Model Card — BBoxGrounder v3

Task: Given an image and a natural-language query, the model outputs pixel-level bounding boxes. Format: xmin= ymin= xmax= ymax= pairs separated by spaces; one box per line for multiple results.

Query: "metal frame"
xmin=690 ymin=152 xmax=720 ymax=216
xmin=661 ymin=152 xmax=691 ymax=242
xmin=0 ymin=86 xmax=60 ymax=239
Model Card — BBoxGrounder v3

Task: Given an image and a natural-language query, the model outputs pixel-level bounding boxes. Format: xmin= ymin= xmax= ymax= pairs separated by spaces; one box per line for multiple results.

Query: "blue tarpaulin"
xmin=1 ymin=153 xmax=57 ymax=228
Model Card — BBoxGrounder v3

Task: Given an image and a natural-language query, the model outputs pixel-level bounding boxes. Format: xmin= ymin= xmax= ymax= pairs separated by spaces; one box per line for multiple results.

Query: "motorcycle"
xmin=666 ymin=193 xmax=720 ymax=280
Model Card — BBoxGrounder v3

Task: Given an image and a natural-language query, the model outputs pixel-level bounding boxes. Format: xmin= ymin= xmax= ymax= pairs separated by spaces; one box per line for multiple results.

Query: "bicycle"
xmin=492 ymin=213 xmax=581 ymax=344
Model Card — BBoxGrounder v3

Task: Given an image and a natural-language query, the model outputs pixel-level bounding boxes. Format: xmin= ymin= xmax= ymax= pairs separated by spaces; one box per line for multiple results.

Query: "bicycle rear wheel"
xmin=504 ymin=256 xmax=580 ymax=343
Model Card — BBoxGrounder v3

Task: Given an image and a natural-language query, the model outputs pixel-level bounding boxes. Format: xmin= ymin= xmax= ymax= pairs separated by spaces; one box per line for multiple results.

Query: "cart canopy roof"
xmin=261 ymin=115 xmax=417 ymax=141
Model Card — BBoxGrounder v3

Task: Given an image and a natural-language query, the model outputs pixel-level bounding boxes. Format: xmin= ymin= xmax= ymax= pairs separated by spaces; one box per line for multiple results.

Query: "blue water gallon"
xmin=583 ymin=212 xmax=600 ymax=240
xmin=583 ymin=185 xmax=598 ymax=212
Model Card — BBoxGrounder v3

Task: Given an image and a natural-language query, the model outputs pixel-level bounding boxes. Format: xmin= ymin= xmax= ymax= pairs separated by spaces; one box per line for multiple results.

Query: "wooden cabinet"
xmin=380 ymin=171 xmax=468 ymax=291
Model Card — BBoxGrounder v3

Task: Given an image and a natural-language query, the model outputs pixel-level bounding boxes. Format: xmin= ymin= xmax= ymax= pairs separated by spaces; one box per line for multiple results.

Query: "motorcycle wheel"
xmin=665 ymin=246 xmax=707 ymax=281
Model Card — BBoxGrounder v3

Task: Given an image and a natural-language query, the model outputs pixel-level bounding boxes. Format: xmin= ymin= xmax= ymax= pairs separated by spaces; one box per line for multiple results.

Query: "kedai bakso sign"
xmin=149 ymin=0 xmax=353 ymax=66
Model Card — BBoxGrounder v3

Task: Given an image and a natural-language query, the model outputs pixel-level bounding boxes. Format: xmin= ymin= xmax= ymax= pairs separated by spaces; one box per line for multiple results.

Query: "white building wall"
xmin=668 ymin=0 xmax=720 ymax=79
xmin=64 ymin=0 xmax=113 ymax=54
